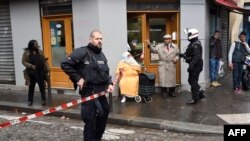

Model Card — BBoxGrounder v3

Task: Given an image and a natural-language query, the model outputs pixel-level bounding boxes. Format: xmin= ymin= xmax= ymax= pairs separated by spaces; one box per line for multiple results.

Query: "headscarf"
xmin=122 ymin=51 xmax=140 ymax=66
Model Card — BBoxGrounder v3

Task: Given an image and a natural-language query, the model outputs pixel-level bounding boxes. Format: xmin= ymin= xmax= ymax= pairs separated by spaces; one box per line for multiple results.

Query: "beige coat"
xmin=150 ymin=43 xmax=179 ymax=87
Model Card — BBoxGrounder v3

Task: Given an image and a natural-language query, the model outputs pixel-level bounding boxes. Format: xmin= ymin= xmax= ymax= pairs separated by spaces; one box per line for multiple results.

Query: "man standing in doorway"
xmin=209 ymin=30 xmax=222 ymax=87
xmin=61 ymin=30 xmax=114 ymax=141
xmin=146 ymin=34 xmax=179 ymax=99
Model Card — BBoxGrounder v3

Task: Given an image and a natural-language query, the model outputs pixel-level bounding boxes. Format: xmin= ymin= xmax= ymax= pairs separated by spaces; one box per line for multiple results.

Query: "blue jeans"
xmin=209 ymin=59 xmax=219 ymax=82
xmin=232 ymin=62 xmax=243 ymax=90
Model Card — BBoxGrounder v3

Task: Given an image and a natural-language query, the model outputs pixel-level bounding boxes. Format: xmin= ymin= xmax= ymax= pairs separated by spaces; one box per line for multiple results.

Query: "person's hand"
xmin=172 ymin=57 xmax=178 ymax=64
xmin=31 ymin=65 xmax=36 ymax=70
xmin=229 ymin=63 xmax=233 ymax=70
xmin=77 ymin=78 xmax=85 ymax=90
xmin=145 ymin=40 xmax=151 ymax=45
xmin=243 ymin=42 xmax=248 ymax=47
xmin=140 ymin=54 xmax=144 ymax=60
xmin=107 ymin=84 xmax=114 ymax=93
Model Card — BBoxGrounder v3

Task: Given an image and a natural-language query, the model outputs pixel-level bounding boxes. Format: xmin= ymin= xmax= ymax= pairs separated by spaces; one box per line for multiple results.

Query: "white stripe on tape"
xmin=27 ymin=114 xmax=36 ymax=119
xmin=42 ymin=110 xmax=50 ymax=115
xmin=76 ymin=99 xmax=82 ymax=104
xmin=67 ymin=102 xmax=73 ymax=107
xmin=10 ymin=119 xmax=20 ymax=125
xmin=55 ymin=106 xmax=63 ymax=111
xmin=86 ymin=97 xmax=91 ymax=101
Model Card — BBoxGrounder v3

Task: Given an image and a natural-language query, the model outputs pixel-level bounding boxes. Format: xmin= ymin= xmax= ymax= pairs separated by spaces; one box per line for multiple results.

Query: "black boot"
xmin=199 ymin=90 xmax=205 ymax=99
xmin=161 ymin=87 xmax=167 ymax=99
xmin=27 ymin=101 xmax=32 ymax=106
xmin=169 ymin=87 xmax=176 ymax=97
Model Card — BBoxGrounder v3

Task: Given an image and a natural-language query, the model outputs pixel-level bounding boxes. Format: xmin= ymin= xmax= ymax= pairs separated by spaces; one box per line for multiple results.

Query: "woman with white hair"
xmin=116 ymin=51 xmax=141 ymax=103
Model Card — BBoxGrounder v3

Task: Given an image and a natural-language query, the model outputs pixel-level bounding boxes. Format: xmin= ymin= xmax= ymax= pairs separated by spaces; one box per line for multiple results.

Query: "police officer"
xmin=61 ymin=30 xmax=114 ymax=141
xmin=180 ymin=28 xmax=205 ymax=104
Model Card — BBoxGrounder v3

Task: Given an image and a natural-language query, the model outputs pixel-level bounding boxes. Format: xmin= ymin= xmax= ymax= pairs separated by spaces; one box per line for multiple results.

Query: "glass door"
xmin=127 ymin=14 xmax=146 ymax=65
xmin=42 ymin=16 xmax=73 ymax=88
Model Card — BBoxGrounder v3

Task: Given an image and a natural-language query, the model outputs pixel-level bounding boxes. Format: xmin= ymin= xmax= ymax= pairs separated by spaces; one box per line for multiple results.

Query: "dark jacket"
xmin=22 ymin=49 xmax=50 ymax=85
xmin=184 ymin=38 xmax=203 ymax=71
xmin=209 ymin=36 xmax=222 ymax=59
xmin=61 ymin=44 xmax=112 ymax=94
xmin=232 ymin=42 xmax=247 ymax=63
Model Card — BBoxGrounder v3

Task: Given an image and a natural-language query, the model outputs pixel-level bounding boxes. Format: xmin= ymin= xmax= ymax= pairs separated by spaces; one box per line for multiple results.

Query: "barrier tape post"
xmin=109 ymin=92 xmax=113 ymax=112
xmin=0 ymin=74 xmax=120 ymax=129
xmin=47 ymin=76 xmax=52 ymax=106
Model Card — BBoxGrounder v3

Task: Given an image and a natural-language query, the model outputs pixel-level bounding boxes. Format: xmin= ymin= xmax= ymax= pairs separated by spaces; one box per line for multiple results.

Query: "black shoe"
xmin=27 ymin=102 xmax=32 ymax=106
xmin=169 ymin=93 xmax=177 ymax=97
xmin=186 ymin=99 xmax=197 ymax=104
xmin=199 ymin=90 xmax=205 ymax=99
xmin=42 ymin=101 xmax=46 ymax=106
xmin=162 ymin=94 xmax=167 ymax=99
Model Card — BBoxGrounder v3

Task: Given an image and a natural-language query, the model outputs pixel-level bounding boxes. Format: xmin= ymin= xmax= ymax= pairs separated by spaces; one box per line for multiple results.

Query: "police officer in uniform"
xmin=180 ymin=28 xmax=205 ymax=104
xmin=61 ymin=30 xmax=114 ymax=141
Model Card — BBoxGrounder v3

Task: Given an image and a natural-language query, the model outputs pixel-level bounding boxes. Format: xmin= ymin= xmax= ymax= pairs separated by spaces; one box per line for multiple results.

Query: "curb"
xmin=0 ymin=101 xmax=223 ymax=134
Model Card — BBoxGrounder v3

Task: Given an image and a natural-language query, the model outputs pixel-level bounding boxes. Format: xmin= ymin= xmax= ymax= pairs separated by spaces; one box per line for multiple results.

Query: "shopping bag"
xmin=218 ymin=60 xmax=224 ymax=77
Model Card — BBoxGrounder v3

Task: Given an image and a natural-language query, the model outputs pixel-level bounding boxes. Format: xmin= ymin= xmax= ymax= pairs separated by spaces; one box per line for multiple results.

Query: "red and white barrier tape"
xmin=0 ymin=74 xmax=120 ymax=129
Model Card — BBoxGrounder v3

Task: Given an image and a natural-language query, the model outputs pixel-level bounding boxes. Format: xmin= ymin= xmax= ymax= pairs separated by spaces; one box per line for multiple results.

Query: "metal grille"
xmin=40 ymin=0 xmax=71 ymax=6
xmin=220 ymin=7 xmax=229 ymax=67
xmin=40 ymin=0 xmax=72 ymax=16
xmin=127 ymin=0 xmax=180 ymax=11
xmin=0 ymin=0 xmax=15 ymax=84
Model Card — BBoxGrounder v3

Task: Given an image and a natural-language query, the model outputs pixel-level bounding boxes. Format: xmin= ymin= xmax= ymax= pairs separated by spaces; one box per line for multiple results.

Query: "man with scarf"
xmin=116 ymin=51 xmax=141 ymax=103
xmin=209 ymin=30 xmax=222 ymax=87
xmin=146 ymin=34 xmax=179 ymax=99
xmin=61 ymin=30 xmax=114 ymax=141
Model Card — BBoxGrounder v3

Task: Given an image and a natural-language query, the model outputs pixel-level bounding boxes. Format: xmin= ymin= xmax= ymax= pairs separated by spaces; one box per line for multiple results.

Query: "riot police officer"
xmin=180 ymin=28 xmax=205 ymax=104
xmin=61 ymin=30 xmax=114 ymax=141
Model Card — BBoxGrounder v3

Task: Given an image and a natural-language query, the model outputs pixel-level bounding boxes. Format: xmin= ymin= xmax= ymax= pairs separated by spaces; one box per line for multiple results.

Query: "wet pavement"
xmin=0 ymin=72 xmax=250 ymax=132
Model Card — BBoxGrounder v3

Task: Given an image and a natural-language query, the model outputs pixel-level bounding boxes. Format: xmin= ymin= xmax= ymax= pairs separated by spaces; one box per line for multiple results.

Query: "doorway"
xmin=127 ymin=13 xmax=180 ymax=85
xmin=42 ymin=16 xmax=74 ymax=88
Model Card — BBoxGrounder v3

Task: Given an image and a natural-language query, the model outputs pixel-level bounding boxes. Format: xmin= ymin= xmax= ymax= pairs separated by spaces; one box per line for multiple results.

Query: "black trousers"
xmin=161 ymin=87 xmax=175 ymax=95
xmin=188 ymin=68 xmax=202 ymax=101
xmin=28 ymin=74 xmax=46 ymax=103
xmin=81 ymin=96 xmax=109 ymax=141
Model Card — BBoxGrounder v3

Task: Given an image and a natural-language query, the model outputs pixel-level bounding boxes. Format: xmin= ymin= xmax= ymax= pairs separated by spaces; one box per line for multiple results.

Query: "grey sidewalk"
xmin=0 ymin=73 xmax=249 ymax=134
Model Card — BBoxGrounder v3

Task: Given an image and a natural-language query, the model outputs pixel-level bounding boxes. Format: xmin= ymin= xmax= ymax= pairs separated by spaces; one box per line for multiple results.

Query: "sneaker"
xmin=211 ymin=81 xmax=218 ymax=87
xmin=121 ymin=96 xmax=126 ymax=103
xmin=237 ymin=88 xmax=244 ymax=94
xmin=215 ymin=81 xmax=222 ymax=86
xmin=234 ymin=88 xmax=244 ymax=94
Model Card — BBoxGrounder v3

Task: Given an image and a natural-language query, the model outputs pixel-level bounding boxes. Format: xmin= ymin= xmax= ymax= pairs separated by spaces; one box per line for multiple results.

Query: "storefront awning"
xmin=215 ymin=0 xmax=243 ymax=11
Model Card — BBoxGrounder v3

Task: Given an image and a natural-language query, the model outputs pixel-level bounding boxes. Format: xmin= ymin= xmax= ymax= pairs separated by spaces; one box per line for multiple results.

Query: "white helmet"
xmin=184 ymin=28 xmax=199 ymax=40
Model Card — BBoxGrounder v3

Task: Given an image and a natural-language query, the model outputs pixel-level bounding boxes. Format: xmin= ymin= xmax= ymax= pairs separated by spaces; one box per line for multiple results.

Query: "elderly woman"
xmin=116 ymin=52 xmax=141 ymax=103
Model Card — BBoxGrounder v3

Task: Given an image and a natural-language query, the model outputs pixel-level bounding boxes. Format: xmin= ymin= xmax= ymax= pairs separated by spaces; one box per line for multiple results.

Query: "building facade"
xmin=0 ymin=0 xmax=239 ymax=93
